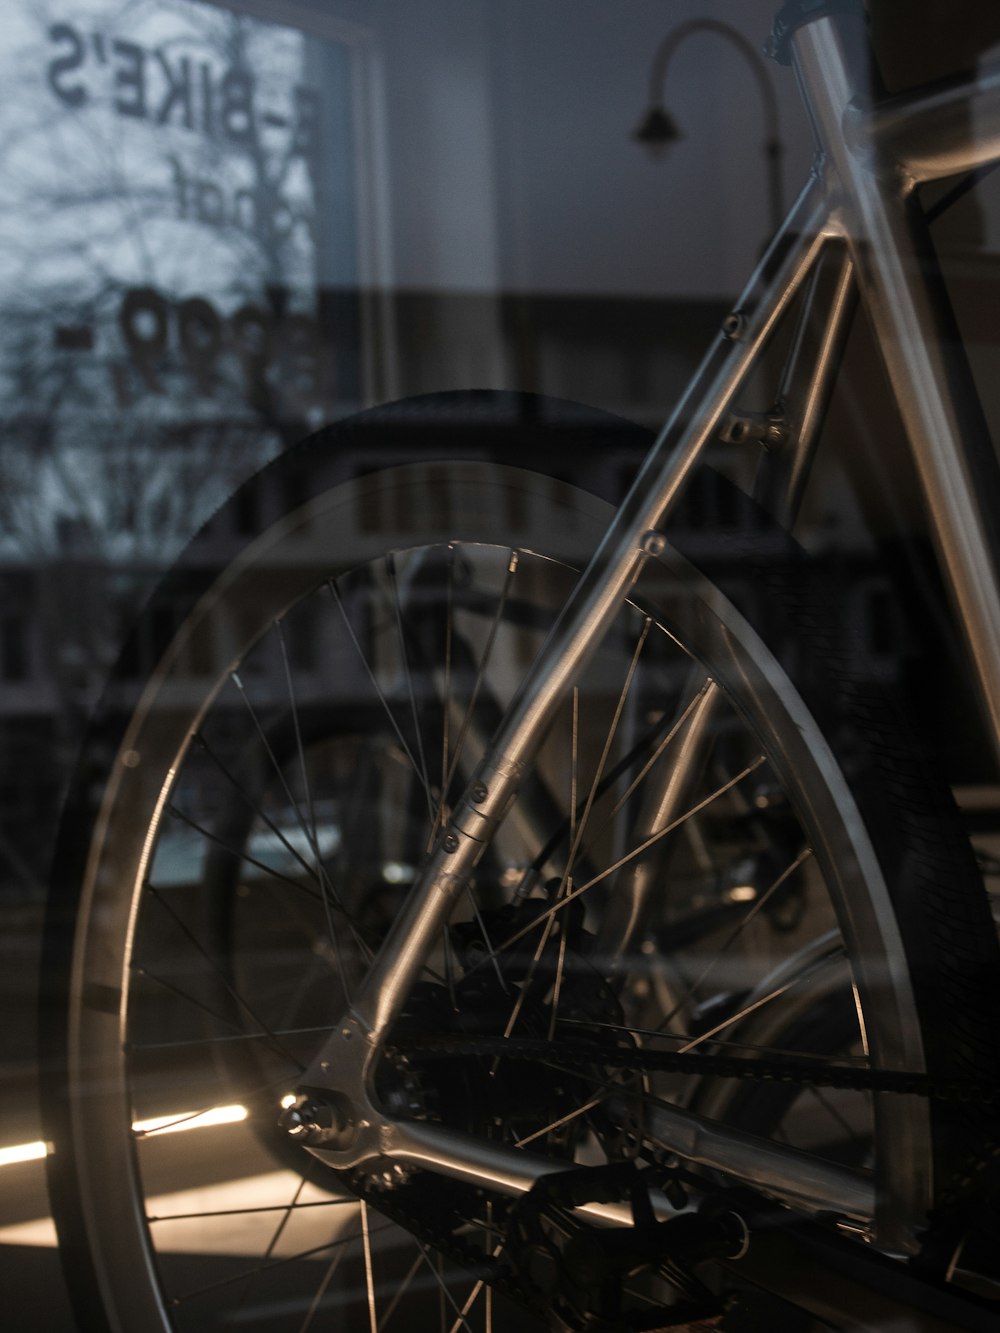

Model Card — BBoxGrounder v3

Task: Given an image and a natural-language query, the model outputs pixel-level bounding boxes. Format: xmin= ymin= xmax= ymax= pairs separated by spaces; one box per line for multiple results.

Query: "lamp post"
xmin=633 ymin=19 xmax=785 ymax=237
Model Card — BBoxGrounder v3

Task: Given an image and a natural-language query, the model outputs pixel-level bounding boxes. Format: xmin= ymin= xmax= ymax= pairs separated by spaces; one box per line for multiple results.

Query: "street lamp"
xmin=633 ymin=18 xmax=785 ymax=236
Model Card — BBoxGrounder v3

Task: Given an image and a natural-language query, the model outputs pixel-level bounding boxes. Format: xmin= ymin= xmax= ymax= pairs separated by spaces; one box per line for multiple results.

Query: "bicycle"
xmin=40 ymin=2 xmax=1000 ymax=1329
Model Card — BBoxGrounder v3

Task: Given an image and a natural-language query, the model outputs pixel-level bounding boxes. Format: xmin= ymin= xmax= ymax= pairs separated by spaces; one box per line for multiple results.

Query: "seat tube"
xmin=791 ymin=13 xmax=1000 ymax=773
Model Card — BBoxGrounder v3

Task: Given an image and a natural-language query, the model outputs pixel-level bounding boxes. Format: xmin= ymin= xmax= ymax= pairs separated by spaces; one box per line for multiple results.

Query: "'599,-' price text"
xmin=116 ymin=286 xmax=329 ymax=418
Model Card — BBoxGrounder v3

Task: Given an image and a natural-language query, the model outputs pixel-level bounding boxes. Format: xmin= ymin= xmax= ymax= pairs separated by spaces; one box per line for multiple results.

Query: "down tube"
xmin=316 ymin=180 xmax=832 ymax=1056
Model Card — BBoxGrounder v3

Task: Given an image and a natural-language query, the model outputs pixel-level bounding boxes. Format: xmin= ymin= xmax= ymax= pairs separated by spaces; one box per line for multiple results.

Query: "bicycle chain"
xmin=389 ymin=1033 xmax=1000 ymax=1104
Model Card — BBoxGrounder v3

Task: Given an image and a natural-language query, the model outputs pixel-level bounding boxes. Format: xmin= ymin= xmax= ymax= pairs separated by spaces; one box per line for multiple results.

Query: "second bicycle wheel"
xmin=45 ymin=395 xmax=1000 ymax=1331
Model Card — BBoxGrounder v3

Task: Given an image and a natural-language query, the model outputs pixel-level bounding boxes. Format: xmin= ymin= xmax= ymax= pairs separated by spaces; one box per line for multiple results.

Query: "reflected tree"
xmin=0 ymin=0 xmax=342 ymax=889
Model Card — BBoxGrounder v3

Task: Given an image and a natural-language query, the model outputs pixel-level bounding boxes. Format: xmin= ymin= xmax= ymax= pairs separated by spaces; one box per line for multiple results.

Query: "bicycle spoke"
xmin=468 ymin=756 xmax=769 ymax=977
xmin=276 ymin=623 xmax=320 ymax=848
xmin=439 ymin=549 xmax=518 ymax=819
xmin=521 ymin=703 xmax=691 ymax=887
xmin=514 ymin=1091 xmax=605 ymax=1148
xmin=505 ymin=629 xmax=650 ymax=1040
xmin=806 ymin=1082 xmax=864 ymax=1144
xmin=415 ymin=1244 xmax=474 ymax=1332
xmin=164 ymin=786 xmax=375 ymax=981
xmin=132 ymin=1071 xmax=297 ymax=1143
xmin=130 ymin=962 xmax=254 ymax=1040
xmin=572 ymin=755 xmax=767 ymax=897
xmin=657 ymin=845 xmax=815 ymax=1031
xmin=501 ymin=901 xmax=560 ymax=1039
xmin=852 ymin=979 xmax=871 ymax=1058
xmin=547 ymin=924 xmax=570 ymax=1043
xmin=164 ymin=800 xmax=326 ymax=907
xmin=360 ymin=1200 xmax=378 ymax=1333
xmin=561 ymin=618 xmax=651 ymax=890
xmin=171 ymin=1222 xmax=392 ymax=1308
xmin=555 ymin=1013 xmax=868 ymax=1065
xmin=189 ymin=733 xmax=327 ymax=890
xmin=132 ymin=1105 xmax=243 ymax=1140
xmin=229 ymin=669 xmax=360 ymax=971
xmin=232 ymin=1168 xmax=315 ymax=1320
xmin=386 ymin=552 xmax=435 ymax=827
xmin=378 ymin=1250 xmax=425 ymax=1329
xmin=569 ymin=686 xmax=580 ymax=857
xmin=276 ymin=618 xmax=356 ymax=1001
xmin=447 ymin=1226 xmax=503 ymax=1333
xmin=142 ymin=884 xmax=305 ymax=1069
xmin=449 ymin=1282 xmax=485 ymax=1333
xmin=328 ymin=577 xmax=432 ymax=802
xmin=547 ymin=688 xmax=579 ymax=1040
xmin=148 ymin=1197 xmax=357 ymax=1223
xmin=579 ymin=678 xmax=715 ymax=854
xmin=677 ymin=967 xmax=824 ymax=1055
xmin=466 ymin=886 xmax=509 ymax=996
xmin=298 ymin=1240 xmax=351 ymax=1333
xmin=434 ymin=544 xmax=456 ymax=849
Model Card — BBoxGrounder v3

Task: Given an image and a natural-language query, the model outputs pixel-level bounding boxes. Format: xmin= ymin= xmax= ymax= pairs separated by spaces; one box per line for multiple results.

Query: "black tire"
xmin=42 ymin=392 xmax=1000 ymax=1332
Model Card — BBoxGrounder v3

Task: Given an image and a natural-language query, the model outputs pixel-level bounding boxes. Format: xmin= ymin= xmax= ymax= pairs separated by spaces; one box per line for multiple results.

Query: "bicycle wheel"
xmin=44 ymin=394 xmax=1000 ymax=1331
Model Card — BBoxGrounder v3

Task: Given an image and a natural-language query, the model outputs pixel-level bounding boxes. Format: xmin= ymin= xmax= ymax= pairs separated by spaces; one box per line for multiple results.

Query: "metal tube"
xmin=334 ymin=178 xmax=830 ymax=1048
xmin=385 ymin=1119 xmax=648 ymax=1227
xmin=312 ymin=1107 xmax=873 ymax=1226
xmin=608 ymin=1097 xmax=874 ymax=1221
xmin=600 ymin=681 xmax=722 ymax=971
xmin=754 ymin=240 xmax=857 ymax=524
xmin=793 ymin=18 xmax=1000 ymax=774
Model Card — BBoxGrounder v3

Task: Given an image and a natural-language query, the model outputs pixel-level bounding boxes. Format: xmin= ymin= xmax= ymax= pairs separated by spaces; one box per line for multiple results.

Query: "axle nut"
xmin=279 ymin=1097 xmax=332 ymax=1140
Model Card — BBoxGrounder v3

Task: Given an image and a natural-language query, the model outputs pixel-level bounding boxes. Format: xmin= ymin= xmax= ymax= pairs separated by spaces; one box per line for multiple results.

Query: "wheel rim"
xmin=64 ymin=464 xmax=929 ymax=1330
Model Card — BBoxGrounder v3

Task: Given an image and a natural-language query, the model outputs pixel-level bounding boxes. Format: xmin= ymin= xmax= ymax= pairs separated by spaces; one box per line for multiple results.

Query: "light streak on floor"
xmin=0 ymin=1103 xmax=248 ymax=1169
xmin=0 ymin=1169 xmax=359 ymax=1253
xmin=0 ymin=1103 xmax=368 ymax=1257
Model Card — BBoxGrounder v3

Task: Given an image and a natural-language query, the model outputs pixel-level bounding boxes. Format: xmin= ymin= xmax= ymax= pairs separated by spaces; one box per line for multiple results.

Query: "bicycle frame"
xmin=300 ymin=4 xmax=1000 ymax=1259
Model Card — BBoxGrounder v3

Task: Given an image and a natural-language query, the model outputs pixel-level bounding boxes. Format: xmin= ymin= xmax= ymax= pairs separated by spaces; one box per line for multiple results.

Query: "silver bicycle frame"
xmin=302 ymin=12 xmax=1000 ymax=1247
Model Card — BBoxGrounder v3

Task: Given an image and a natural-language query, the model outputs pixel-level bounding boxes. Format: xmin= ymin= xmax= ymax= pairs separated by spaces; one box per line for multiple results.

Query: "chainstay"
xmin=390 ymin=1034 xmax=1000 ymax=1104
